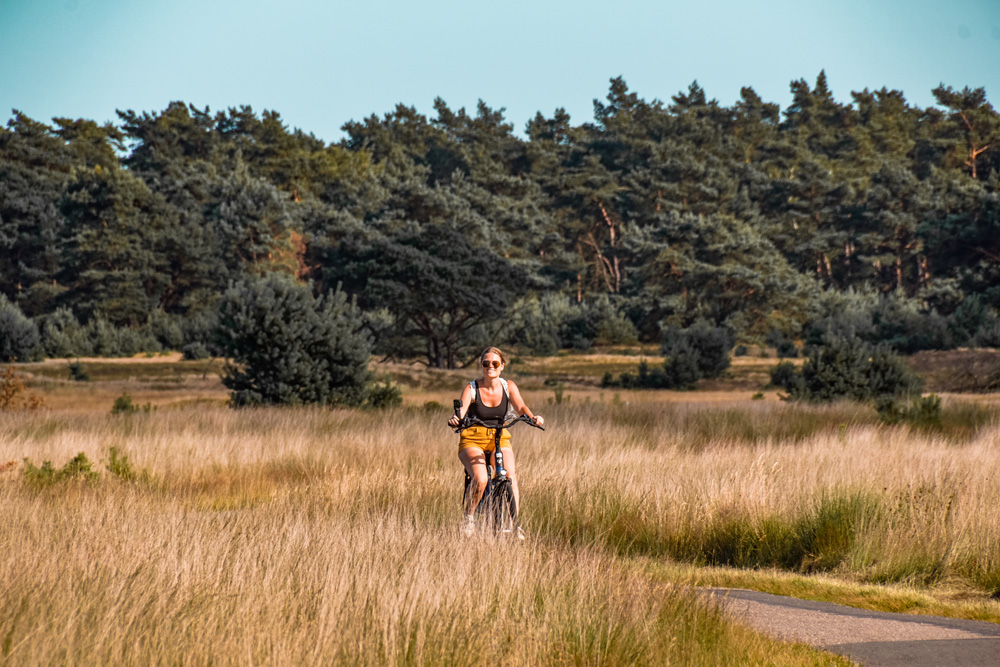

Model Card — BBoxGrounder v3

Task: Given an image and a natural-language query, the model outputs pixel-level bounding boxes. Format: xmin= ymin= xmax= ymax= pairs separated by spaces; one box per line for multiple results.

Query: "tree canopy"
xmin=3 ymin=73 xmax=1000 ymax=366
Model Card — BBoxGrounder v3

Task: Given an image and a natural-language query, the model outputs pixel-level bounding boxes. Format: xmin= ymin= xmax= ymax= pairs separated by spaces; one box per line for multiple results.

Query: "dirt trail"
xmin=704 ymin=588 xmax=1000 ymax=666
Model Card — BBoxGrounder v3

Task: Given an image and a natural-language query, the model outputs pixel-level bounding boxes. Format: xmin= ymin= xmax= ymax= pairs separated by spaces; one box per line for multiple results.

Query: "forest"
xmin=2 ymin=72 xmax=1000 ymax=369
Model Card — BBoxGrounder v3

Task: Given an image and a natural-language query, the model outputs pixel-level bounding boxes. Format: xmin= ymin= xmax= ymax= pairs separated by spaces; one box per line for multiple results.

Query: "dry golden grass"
xmin=4 ymin=356 xmax=999 ymax=663
xmin=0 ymin=407 xmax=860 ymax=666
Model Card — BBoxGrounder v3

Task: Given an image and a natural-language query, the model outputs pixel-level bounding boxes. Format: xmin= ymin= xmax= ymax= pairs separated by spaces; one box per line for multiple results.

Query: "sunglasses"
xmin=481 ymin=360 xmax=502 ymax=369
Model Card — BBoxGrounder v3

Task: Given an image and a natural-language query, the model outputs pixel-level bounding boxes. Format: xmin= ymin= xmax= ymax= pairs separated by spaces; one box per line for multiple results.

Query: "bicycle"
xmin=453 ymin=399 xmax=545 ymax=536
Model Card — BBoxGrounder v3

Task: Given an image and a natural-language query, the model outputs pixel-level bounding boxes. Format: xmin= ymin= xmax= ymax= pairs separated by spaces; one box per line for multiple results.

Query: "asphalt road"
xmin=703 ymin=588 xmax=1000 ymax=666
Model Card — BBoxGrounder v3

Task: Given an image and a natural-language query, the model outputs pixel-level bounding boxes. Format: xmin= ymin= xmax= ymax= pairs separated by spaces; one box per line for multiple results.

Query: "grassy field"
xmin=3 ymin=353 xmax=1000 ymax=664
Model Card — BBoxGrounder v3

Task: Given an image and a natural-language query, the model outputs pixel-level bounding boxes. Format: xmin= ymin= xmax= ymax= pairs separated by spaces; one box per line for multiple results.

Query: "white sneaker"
xmin=461 ymin=514 xmax=476 ymax=537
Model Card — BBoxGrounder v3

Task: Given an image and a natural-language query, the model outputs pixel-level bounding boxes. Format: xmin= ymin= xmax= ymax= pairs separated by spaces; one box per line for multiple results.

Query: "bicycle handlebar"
xmin=452 ymin=414 xmax=545 ymax=433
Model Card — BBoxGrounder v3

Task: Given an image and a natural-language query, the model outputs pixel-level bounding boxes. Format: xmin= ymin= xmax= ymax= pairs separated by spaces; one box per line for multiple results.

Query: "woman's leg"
xmin=458 ymin=447 xmax=488 ymax=516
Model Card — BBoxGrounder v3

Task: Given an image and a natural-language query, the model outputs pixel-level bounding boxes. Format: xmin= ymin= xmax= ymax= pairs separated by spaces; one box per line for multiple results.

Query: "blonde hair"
xmin=479 ymin=346 xmax=507 ymax=366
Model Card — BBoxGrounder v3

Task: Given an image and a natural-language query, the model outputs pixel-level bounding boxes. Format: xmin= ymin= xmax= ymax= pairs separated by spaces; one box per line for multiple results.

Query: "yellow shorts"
xmin=458 ymin=425 xmax=512 ymax=453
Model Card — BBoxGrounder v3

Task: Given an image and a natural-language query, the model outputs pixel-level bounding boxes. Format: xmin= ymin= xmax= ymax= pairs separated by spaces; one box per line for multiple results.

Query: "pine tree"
xmin=796 ymin=333 xmax=921 ymax=402
xmin=58 ymin=164 xmax=173 ymax=326
xmin=931 ymin=85 xmax=1000 ymax=180
xmin=215 ymin=274 xmax=372 ymax=406
xmin=0 ymin=112 xmax=73 ymax=315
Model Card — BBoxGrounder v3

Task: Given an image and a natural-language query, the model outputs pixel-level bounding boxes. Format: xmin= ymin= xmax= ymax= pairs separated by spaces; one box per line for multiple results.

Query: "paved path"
xmin=703 ymin=588 xmax=1000 ymax=666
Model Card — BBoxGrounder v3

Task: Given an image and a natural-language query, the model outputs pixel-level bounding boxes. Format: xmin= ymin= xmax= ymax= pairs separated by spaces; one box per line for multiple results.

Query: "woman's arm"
xmin=448 ymin=384 xmax=475 ymax=426
xmin=508 ymin=381 xmax=544 ymax=426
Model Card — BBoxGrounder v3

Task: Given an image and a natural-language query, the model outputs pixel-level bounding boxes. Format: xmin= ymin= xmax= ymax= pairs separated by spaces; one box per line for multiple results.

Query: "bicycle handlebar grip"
xmin=453 ymin=399 xmax=462 ymax=418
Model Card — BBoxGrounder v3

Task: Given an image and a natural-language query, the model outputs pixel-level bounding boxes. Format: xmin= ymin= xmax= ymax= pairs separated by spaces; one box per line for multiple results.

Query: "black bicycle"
xmin=453 ymin=399 xmax=544 ymax=536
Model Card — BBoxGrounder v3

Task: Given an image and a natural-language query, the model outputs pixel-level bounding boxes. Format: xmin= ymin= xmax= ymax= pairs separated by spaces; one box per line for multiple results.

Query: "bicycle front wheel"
xmin=488 ymin=480 xmax=518 ymax=535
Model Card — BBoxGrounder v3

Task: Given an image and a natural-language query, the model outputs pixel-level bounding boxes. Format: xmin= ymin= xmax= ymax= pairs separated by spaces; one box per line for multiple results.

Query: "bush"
xmin=795 ymin=334 xmax=922 ymax=402
xmin=215 ymin=274 xmax=372 ymax=407
xmin=0 ymin=294 xmax=40 ymax=362
xmin=38 ymin=308 xmax=90 ymax=358
xmin=364 ymin=377 xmax=403 ymax=410
xmin=508 ymin=294 xmax=565 ymax=355
xmin=86 ymin=316 xmax=161 ymax=357
xmin=662 ymin=321 xmax=734 ymax=379
xmin=661 ymin=338 xmax=702 ymax=389
xmin=973 ymin=318 xmax=1000 ymax=348
xmin=111 ymin=392 xmax=153 ymax=415
xmin=603 ymin=322 xmax=734 ymax=390
xmin=67 ymin=361 xmax=89 ymax=382
xmin=876 ymin=394 xmax=942 ymax=428
xmin=509 ymin=294 xmax=637 ymax=354
xmin=181 ymin=341 xmax=211 ymax=360
xmin=106 ymin=446 xmax=149 ymax=483
xmin=867 ymin=345 xmax=923 ymax=399
xmin=804 ymin=287 xmax=879 ymax=345
xmin=23 ymin=452 xmax=99 ymax=488
xmin=733 ymin=345 xmax=748 ymax=357
xmin=146 ymin=310 xmax=184 ymax=350
xmin=770 ymin=361 xmax=803 ymax=393
xmin=591 ymin=296 xmax=639 ymax=346
xmin=947 ymin=295 xmax=989 ymax=345
xmin=871 ymin=292 xmax=953 ymax=353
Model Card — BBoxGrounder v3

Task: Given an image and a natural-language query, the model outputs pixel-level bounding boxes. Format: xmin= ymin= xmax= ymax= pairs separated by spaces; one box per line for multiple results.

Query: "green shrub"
xmin=67 ymin=360 xmax=89 ymax=382
xmin=86 ymin=316 xmax=161 ymax=357
xmin=551 ymin=382 xmax=569 ymax=404
xmin=661 ymin=338 xmax=702 ymax=389
xmin=662 ymin=320 xmax=734 ymax=379
xmin=23 ymin=452 xmax=99 ymax=488
xmin=875 ymin=394 xmax=943 ymax=429
xmin=606 ymin=322 xmax=734 ymax=390
xmin=106 ymin=446 xmax=149 ymax=483
xmin=215 ymin=274 xmax=372 ymax=407
xmin=181 ymin=341 xmax=210 ymax=360
xmin=947 ymin=294 xmax=989 ymax=345
xmin=803 ymin=287 xmax=879 ymax=345
xmin=364 ymin=377 xmax=403 ymax=409
xmin=973 ymin=319 xmax=1000 ymax=348
xmin=796 ymin=334 xmax=922 ymax=402
xmin=871 ymin=293 xmax=953 ymax=353
xmin=770 ymin=361 xmax=802 ymax=392
xmin=0 ymin=294 xmax=40 ymax=362
xmin=38 ymin=307 xmax=90 ymax=357
xmin=111 ymin=392 xmax=153 ymax=415
xmin=509 ymin=294 xmax=638 ymax=354
xmin=508 ymin=294 xmax=563 ymax=355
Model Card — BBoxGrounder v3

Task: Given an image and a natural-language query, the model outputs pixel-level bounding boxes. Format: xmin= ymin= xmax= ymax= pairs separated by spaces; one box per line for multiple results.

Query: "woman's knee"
xmin=500 ymin=448 xmax=516 ymax=476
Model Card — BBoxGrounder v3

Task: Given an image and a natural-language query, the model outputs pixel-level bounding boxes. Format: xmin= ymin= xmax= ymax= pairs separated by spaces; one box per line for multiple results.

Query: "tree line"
xmin=2 ymin=72 xmax=1000 ymax=369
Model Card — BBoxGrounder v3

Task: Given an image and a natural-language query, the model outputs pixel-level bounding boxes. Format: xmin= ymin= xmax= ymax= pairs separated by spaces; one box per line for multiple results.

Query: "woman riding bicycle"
xmin=448 ymin=346 xmax=544 ymax=536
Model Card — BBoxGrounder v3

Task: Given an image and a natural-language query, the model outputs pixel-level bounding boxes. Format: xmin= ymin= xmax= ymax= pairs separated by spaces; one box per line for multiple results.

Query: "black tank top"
xmin=468 ymin=380 xmax=508 ymax=427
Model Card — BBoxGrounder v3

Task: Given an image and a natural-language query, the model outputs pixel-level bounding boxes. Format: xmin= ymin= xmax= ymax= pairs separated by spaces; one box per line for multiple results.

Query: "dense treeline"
xmin=2 ymin=73 xmax=1000 ymax=367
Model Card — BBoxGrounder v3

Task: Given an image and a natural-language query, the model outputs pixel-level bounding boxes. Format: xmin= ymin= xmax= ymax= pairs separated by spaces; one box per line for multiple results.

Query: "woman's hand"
xmin=448 ymin=415 xmax=460 ymax=427
xmin=532 ymin=415 xmax=544 ymax=427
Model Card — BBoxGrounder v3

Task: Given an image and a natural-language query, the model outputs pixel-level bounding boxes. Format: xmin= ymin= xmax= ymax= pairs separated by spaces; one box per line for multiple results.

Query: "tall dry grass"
xmin=524 ymin=400 xmax=1000 ymax=592
xmin=0 ymin=407 xmax=851 ymax=666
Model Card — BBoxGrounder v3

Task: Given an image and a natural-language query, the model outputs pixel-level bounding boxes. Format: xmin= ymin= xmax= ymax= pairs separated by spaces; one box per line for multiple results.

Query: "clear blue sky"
xmin=2 ymin=0 xmax=999 ymax=143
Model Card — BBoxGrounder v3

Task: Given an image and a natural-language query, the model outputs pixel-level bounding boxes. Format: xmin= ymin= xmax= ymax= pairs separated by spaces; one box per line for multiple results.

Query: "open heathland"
xmin=3 ymin=355 xmax=1000 ymax=664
